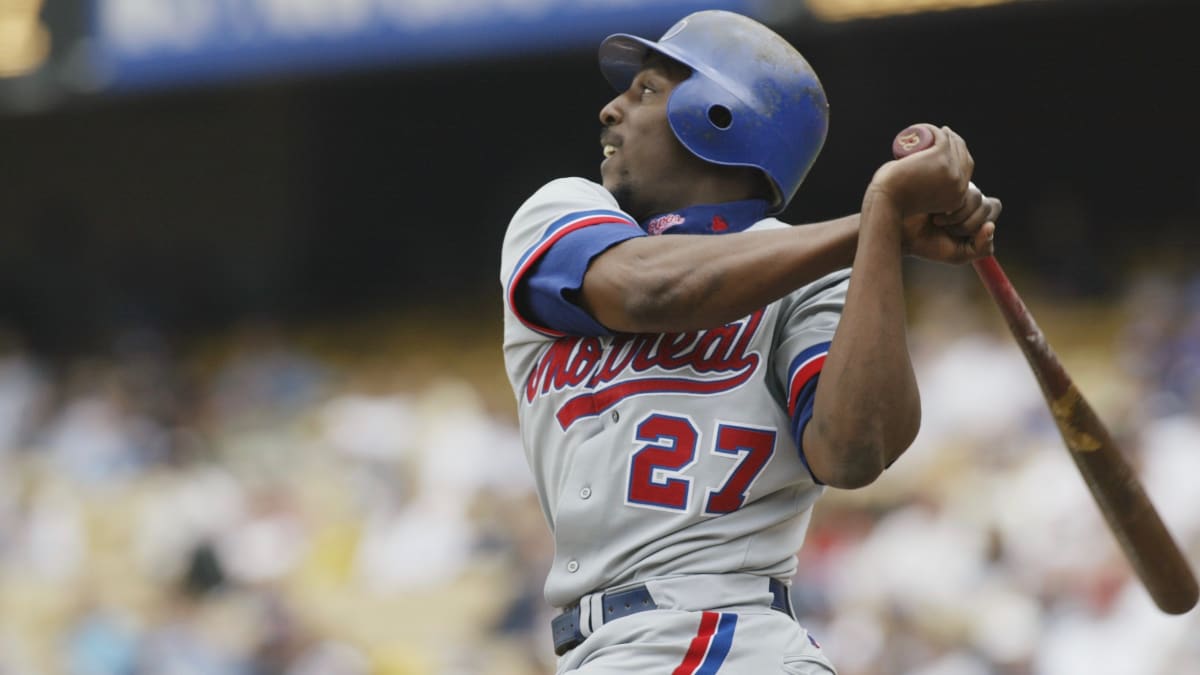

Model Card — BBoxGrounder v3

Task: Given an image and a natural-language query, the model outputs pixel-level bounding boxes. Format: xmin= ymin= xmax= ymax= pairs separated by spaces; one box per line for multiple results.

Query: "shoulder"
xmin=505 ymin=178 xmax=631 ymax=244
xmin=500 ymin=178 xmax=639 ymax=278
xmin=513 ymin=177 xmax=622 ymax=219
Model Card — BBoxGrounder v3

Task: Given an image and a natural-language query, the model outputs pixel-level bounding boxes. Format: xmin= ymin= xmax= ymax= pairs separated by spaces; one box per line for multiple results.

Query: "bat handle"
xmin=971 ymin=256 xmax=1071 ymax=399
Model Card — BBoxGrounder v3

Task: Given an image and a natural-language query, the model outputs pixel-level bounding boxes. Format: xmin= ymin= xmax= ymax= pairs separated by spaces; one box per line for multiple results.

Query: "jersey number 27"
xmin=626 ymin=412 xmax=775 ymax=514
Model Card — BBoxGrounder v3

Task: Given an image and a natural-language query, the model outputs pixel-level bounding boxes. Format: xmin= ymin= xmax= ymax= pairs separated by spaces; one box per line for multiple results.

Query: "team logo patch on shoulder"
xmin=646 ymin=213 xmax=685 ymax=235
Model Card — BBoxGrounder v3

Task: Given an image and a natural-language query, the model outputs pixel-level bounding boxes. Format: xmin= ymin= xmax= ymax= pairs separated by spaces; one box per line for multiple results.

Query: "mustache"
xmin=600 ymin=129 xmax=623 ymax=148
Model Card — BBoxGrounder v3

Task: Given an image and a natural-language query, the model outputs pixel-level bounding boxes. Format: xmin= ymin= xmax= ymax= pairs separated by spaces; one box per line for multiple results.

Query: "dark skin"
xmin=599 ymin=55 xmax=769 ymax=220
xmin=582 ymin=57 xmax=1001 ymax=489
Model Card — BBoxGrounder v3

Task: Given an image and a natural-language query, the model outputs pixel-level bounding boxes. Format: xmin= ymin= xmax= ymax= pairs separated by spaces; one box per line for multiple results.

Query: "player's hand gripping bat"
xmin=893 ymin=123 xmax=1199 ymax=615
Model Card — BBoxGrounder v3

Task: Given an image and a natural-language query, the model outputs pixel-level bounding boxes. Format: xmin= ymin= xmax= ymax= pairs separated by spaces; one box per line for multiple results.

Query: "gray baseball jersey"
xmin=500 ymin=177 xmax=848 ymax=612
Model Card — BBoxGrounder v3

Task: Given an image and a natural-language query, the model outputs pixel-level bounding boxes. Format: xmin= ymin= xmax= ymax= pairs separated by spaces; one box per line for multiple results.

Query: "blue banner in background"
xmin=90 ymin=0 xmax=765 ymax=90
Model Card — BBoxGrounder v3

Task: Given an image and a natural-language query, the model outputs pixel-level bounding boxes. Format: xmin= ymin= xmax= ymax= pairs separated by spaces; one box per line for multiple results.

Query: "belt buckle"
xmin=578 ymin=592 xmax=596 ymax=638
xmin=551 ymin=605 xmax=583 ymax=656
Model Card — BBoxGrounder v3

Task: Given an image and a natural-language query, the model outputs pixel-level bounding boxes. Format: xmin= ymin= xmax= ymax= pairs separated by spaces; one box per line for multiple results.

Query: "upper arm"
xmin=501 ymin=179 xmax=645 ymax=337
xmin=770 ymin=271 xmax=850 ymax=483
xmin=577 ymin=236 xmax=652 ymax=333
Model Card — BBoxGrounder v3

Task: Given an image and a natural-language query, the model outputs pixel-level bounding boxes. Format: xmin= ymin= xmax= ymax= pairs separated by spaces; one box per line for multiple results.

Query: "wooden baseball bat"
xmin=893 ymin=124 xmax=1199 ymax=614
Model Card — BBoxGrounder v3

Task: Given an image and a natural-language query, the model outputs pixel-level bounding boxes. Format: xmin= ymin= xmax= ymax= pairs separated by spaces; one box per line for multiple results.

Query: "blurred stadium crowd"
xmin=1 ymin=268 xmax=1199 ymax=675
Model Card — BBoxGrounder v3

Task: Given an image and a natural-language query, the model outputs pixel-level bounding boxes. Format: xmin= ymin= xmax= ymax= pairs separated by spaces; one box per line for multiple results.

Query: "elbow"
xmin=593 ymin=267 xmax=683 ymax=333
xmin=584 ymin=250 xmax=679 ymax=333
xmin=588 ymin=281 xmax=668 ymax=334
xmin=621 ymin=275 xmax=679 ymax=330
xmin=806 ymin=417 xmax=919 ymax=490
xmin=817 ymin=444 xmax=887 ymax=489
xmin=584 ymin=238 xmax=726 ymax=332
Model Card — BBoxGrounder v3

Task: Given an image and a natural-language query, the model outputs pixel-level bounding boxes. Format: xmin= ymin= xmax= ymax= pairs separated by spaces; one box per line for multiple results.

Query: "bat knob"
xmin=892 ymin=124 xmax=936 ymax=159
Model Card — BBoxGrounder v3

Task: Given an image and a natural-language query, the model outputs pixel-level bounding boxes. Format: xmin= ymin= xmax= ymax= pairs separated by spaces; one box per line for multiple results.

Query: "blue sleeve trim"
xmin=524 ymin=223 xmax=644 ymax=335
xmin=506 ymin=209 xmax=642 ymax=337
xmin=789 ymin=375 xmax=824 ymax=485
xmin=785 ymin=340 xmax=831 ymax=485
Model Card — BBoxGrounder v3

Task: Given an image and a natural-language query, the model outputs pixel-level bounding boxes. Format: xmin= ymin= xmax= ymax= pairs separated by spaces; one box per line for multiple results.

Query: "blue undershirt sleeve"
xmin=512 ymin=222 xmax=645 ymax=336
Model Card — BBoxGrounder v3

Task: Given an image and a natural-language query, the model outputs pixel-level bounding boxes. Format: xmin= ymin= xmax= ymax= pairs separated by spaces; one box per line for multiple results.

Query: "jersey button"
xmin=611 ymin=410 xmax=619 ymax=422
xmin=566 ymin=560 xmax=580 ymax=573
xmin=580 ymin=486 xmax=592 ymax=499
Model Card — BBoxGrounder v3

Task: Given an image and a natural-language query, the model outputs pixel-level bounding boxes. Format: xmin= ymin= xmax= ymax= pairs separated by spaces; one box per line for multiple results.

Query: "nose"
xmin=599 ymin=94 xmax=623 ymax=127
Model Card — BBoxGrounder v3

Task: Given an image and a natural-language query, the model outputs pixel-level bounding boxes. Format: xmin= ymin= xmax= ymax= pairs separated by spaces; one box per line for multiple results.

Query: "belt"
xmin=551 ymin=577 xmax=794 ymax=656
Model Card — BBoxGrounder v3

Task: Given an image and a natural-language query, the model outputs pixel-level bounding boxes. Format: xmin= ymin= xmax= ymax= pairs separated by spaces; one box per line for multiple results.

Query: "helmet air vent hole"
xmin=707 ymin=105 xmax=733 ymax=130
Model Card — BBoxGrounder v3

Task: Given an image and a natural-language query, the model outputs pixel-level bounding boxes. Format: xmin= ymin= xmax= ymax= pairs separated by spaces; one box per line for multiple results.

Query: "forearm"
xmin=803 ymin=189 xmax=921 ymax=488
xmin=582 ymin=214 xmax=860 ymax=332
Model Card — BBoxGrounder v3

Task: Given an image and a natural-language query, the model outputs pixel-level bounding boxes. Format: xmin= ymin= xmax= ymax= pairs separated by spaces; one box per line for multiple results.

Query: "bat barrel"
xmin=972 ymin=255 xmax=1199 ymax=614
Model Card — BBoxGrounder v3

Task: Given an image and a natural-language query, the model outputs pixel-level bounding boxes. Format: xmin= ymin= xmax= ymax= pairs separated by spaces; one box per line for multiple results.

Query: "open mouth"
xmin=603 ymin=144 xmax=617 ymax=159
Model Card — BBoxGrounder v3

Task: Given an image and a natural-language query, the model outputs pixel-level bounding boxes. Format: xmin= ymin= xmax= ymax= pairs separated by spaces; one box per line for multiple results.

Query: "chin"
xmin=608 ymin=184 xmax=638 ymax=218
xmin=601 ymin=169 xmax=635 ymax=215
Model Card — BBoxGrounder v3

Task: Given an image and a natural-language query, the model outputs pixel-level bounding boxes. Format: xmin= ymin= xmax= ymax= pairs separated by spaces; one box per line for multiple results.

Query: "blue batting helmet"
xmin=599 ymin=10 xmax=829 ymax=214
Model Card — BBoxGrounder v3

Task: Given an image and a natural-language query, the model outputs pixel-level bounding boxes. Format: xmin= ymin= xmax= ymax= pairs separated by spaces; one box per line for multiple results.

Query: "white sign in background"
xmin=91 ymin=0 xmax=759 ymax=88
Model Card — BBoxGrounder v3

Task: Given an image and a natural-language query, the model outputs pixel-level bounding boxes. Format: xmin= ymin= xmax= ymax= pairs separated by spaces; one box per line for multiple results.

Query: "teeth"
xmin=603 ymin=145 xmax=617 ymax=158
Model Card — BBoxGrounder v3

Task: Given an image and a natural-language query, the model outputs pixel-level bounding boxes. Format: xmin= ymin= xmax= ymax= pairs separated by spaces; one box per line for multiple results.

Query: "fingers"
xmin=970 ymin=221 xmax=996 ymax=259
xmin=985 ymin=195 xmax=1002 ymax=223
xmin=933 ymin=181 xmax=983 ymax=228
xmin=907 ymin=218 xmax=995 ymax=265
xmin=926 ymin=125 xmax=950 ymax=153
xmin=897 ymin=125 xmax=997 ymax=265
xmin=930 ymin=125 xmax=974 ymax=215
xmin=935 ymin=181 xmax=1001 ymax=243
xmin=883 ymin=123 xmax=983 ymax=220
xmin=933 ymin=221 xmax=995 ymax=265
xmin=941 ymin=125 xmax=974 ymax=192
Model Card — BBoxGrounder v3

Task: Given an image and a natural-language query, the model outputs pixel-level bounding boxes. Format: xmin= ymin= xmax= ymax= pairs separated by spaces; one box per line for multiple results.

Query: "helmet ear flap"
xmin=666 ymin=74 xmax=739 ymax=147
xmin=666 ymin=73 xmax=785 ymax=208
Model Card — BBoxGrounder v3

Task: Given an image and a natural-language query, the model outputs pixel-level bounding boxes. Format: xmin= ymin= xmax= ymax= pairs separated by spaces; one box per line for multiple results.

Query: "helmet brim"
xmin=598 ymin=34 xmax=655 ymax=91
xmin=599 ymin=33 xmax=700 ymax=93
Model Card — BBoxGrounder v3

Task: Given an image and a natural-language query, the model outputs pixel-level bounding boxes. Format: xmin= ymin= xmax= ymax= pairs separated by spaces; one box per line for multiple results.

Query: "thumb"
xmin=972 ymin=222 xmax=996 ymax=258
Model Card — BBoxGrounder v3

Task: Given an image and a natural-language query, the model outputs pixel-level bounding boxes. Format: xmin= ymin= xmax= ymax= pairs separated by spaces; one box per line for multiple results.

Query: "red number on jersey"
xmin=626 ymin=414 xmax=698 ymax=511
xmin=626 ymin=414 xmax=777 ymax=513
xmin=704 ymin=424 xmax=776 ymax=514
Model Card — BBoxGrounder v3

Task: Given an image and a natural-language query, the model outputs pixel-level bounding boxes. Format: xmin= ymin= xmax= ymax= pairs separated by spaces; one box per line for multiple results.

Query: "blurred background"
xmin=1 ymin=0 xmax=1199 ymax=673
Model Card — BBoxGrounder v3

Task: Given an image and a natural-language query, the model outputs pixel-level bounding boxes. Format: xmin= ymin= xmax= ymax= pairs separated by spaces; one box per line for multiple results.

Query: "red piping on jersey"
xmin=507 ymin=213 xmax=636 ymax=338
xmin=786 ymin=353 xmax=826 ymax=416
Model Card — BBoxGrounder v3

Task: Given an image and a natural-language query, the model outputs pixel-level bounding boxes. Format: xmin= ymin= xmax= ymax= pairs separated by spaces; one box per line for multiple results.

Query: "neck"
xmin=640 ymin=171 xmax=763 ymax=219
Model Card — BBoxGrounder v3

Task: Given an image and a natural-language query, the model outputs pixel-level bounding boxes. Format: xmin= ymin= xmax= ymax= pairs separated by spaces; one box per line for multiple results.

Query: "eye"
xmin=640 ymin=83 xmax=656 ymax=98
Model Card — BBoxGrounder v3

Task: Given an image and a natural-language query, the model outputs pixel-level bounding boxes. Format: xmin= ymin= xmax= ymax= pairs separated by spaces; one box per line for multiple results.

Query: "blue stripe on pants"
xmin=695 ymin=613 xmax=738 ymax=674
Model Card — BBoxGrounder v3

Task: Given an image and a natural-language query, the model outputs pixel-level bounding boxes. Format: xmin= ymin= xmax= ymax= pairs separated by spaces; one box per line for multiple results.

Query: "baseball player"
xmin=499 ymin=10 xmax=1000 ymax=674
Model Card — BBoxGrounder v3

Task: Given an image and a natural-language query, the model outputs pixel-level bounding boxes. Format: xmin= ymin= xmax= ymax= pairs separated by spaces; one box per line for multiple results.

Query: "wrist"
xmin=862 ymin=184 xmax=903 ymax=225
xmin=867 ymin=161 xmax=925 ymax=221
xmin=860 ymin=185 xmax=906 ymax=253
